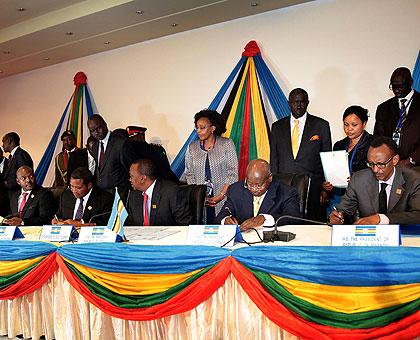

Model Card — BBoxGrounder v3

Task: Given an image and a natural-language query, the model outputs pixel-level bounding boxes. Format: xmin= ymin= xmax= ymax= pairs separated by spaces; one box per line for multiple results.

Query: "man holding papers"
xmin=216 ymin=159 xmax=300 ymax=231
xmin=329 ymin=137 xmax=420 ymax=225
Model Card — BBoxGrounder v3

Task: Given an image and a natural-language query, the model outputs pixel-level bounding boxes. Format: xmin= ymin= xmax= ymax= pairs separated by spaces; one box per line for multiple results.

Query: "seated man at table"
xmin=52 ymin=167 xmax=114 ymax=226
xmin=125 ymin=158 xmax=192 ymax=226
xmin=4 ymin=166 xmax=56 ymax=226
xmin=329 ymin=137 xmax=420 ymax=225
xmin=216 ymin=159 xmax=300 ymax=231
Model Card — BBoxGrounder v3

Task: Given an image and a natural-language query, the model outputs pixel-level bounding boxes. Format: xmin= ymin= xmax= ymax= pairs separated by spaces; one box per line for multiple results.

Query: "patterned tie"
xmin=378 ymin=183 xmax=388 ymax=214
xmin=291 ymin=119 xmax=299 ymax=159
xmin=99 ymin=141 xmax=105 ymax=168
xmin=19 ymin=192 xmax=28 ymax=218
xmin=75 ymin=198 xmax=84 ymax=220
xmin=400 ymin=99 xmax=408 ymax=127
xmin=143 ymin=193 xmax=150 ymax=226
xmin=253 ymin=196 xmax=262 ymax=217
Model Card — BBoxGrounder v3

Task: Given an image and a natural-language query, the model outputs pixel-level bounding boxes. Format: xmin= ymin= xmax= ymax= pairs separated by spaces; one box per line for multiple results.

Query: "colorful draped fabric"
xmin=171 ymin=40 xmax=290 ymax=179
xmin=2 ymin=242 xmax=420 ymax=339
xmin=35 ymin=72 xmax=97 ymax=185
xmin=413 ymin=49 xmax=420 ymax=92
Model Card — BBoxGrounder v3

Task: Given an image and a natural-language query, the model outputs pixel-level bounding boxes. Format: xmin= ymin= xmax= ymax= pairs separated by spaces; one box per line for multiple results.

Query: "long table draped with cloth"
xmin=1 ymin=225 xmax=420 ymax=340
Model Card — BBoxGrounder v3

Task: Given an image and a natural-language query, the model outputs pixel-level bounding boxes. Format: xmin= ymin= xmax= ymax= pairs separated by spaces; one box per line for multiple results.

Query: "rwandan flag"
xmin=107 ymin=189 xmax=128 ymax=238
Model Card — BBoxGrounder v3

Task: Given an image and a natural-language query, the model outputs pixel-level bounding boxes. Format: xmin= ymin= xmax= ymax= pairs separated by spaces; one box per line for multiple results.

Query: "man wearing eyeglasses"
xmin=216 ymin=159 xmax=300 ymax=231
xmin=373 ymin=67 xmax=420 ymax=168
xmin=329 ymin=137 xmax=420 ymax=225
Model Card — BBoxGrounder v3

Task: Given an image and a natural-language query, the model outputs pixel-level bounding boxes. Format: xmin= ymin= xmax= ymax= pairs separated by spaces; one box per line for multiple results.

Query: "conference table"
xmin=1 ymin=225 xmax=419 ymax=340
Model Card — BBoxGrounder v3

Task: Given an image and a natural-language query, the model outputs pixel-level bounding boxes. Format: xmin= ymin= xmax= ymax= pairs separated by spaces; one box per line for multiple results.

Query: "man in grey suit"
xmin=330 ymin=137 xmax=420 ymax=225
xmin=270 ymin=88 xmax=332 ymax=221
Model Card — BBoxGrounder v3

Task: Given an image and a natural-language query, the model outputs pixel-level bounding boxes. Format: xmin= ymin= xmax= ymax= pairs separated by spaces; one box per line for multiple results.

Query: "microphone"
xmin=125 ymin=189 xmax=131 ymax=210
xmin=88 ymin=211 xmax=112 ymax=224
xmin=263 ymin=215 xmax=330 ymax=243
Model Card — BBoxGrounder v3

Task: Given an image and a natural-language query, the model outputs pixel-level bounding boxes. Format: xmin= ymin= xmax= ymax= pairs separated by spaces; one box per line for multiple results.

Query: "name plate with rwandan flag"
xmin=0 ymin=225 xmax=24 ymax=240
xmin=187 ymin=225 xmax=238 ymax=247
xmin=331 ymin=225 xmax=400 ymax=246
xmin=40 ymin=225 xmax=76 ymax=242
xmin=78 ymin=226 xmax=117 ymax=243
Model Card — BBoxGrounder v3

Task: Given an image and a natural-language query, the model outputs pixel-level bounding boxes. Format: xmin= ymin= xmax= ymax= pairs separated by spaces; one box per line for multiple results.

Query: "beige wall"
xmin=0 ymin=0 xmax=419 ymax=167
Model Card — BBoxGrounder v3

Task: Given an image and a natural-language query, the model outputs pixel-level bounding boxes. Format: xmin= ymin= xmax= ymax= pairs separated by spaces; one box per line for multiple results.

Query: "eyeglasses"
xmin=389 ymin=83 xmax=410 ymax=91
xmin=195 ymin=125 xmax=212 ymax=131
xmin=366 ymin=156 xmax=394 ymax=169
xmin=244 ymin=175 xmax=271 ymax=190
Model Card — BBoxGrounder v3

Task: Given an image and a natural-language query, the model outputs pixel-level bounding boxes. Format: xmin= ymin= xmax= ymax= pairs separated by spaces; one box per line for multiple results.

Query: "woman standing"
xmin=323 ymin=105 xmax=373 ymax=214
xmin=185 ymin=109 xmax=238 ymax=223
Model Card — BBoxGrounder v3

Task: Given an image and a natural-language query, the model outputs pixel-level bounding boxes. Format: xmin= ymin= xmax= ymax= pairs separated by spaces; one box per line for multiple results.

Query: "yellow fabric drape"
xmin=62 ymin=258 xmax=202 ymax=295
xmin=0 ymin=256 xmax=45 ymax=276
xmin=272 ymin=274 xmax=420 ymax=313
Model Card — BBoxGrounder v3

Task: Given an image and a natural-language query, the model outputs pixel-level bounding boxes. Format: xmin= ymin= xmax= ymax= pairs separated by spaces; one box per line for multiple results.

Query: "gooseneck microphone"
xmin=88 ymin=211 xmax=112 ymax=224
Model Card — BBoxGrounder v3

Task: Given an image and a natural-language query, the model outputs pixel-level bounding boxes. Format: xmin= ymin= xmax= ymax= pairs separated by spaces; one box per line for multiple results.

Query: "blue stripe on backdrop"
xmin=170 ymin=57 xmax=246 ymax=177
xmin=254 ymin=55 xmax=290 ymax=120
xmin=35 ymin=97 xmax=72 ymax=184
xmin=84 ymin=86 xmax=95 ymax=118
xmin=0 ymin=241 xmax=57 ymax=260
xmin=412 ymin=49 xmax=420 ymax=92
xmin=232 ymin=246 xmax=420 ymax=286
xmin=57 ymin=244 xmax=230 ymax=274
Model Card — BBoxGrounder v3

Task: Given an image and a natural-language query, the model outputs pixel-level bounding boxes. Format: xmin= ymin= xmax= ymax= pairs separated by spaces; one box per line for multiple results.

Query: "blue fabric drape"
xmin=34 ymin=97 xmax=71 ymax=184
xmin=0 ymin=241 xmax=57 ymax=261
xmin=413 ymin=49 xmax=420 ymax=92
xmin=232 ymin=246 xmax=420 ymax=286
xmin=57 ymin=244 xmax=230 ymax=274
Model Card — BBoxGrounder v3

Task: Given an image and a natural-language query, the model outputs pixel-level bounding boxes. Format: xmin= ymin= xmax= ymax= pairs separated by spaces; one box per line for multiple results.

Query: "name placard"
xmin=0 ymin=226 xmax=24 ymax=240
xmin=331 ymin=225 xmax=400 ymax=246
xmin=187 ymin=225 xmax=237 ymax=247
xmin=78 ymin=226 xmax=117 ymax=243
xmin=40 ymin=225 xmax=75 ymax=242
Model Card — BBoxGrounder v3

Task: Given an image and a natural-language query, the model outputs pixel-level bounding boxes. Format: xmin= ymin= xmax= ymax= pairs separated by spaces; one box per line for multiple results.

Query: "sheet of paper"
xmin=320 ymin=150 xmax=350 ymax=188
xmin=124 ymin=227 xmax=180 ymax=241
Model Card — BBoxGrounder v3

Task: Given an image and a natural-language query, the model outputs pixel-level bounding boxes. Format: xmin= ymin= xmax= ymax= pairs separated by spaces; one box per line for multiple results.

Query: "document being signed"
xmin=320 ymin=150 xmax=350 ymax=188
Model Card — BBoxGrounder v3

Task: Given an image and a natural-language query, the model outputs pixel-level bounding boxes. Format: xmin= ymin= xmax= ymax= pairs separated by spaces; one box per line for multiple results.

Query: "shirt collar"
xmin=400 ymin=89 xmax=414 ymax=103
xmin=145 ymin=179 xmax=157 ymax=197
xmin=290 ymin=112 xmax=307 ymax=125
xmin=80 ymin=187 xmax=93 ymax=204
xmin=379 ymin=167 xmax=395 ymax=186
xmin=101 ymin=130 xmax=111 ymax=144
xmin=10 ymin=146 xmax=20 ymax=157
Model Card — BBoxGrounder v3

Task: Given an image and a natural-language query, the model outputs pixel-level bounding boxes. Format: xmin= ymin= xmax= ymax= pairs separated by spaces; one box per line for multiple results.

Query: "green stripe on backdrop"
xmin=230 ymin=74 xmax=248 ymax=155
xmin=66 ymin=262 xmax=213 ymax=308
xmin=0 ymin=262 xmax=40 ymax=289
xmin=251 ymin=269 xmax=420 ymax=329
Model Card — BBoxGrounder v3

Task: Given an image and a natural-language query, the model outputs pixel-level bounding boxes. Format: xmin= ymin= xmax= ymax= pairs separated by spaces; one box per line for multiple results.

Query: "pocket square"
xmin=310 ymin=135 xmax=320 ymax=141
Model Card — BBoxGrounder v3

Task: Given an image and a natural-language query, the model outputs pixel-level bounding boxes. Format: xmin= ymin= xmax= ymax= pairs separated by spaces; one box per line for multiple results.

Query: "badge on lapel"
xmin=152 ymin=204 xmax=157 ymax=209
xmin=87 ymin=206 xmax=92 ymax=210
xmin=310 ymin=135 xmax=320 ymax=141
xmin=395 ymin=188 xmax=402 ymax=195
xmin=30 ymin=194 xmax=35 ymax=199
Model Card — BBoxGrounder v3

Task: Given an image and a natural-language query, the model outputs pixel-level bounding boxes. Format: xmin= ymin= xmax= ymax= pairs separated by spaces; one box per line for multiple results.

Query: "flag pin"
xmin=88 ymin=206 xmax=92 ymax=210
xmin=396 ymin=189 xmax=402 ymax=195
xmin=152 ymin=204 xmax=157 ymax=209
xmin=31 ymin=194 xmax=34 ymax=198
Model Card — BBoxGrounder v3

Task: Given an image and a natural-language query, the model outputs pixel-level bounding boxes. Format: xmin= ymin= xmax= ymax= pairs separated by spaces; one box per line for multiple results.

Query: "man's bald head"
xmin=390 ymin=67 xmax=412 ymax=98
xmin=245 ymin=159 xmax=272 ymax=197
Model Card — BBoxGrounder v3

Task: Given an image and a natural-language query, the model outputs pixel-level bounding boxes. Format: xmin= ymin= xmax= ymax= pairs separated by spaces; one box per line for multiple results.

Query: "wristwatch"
xmin=409 ymin=157 xmax=416 ymax=165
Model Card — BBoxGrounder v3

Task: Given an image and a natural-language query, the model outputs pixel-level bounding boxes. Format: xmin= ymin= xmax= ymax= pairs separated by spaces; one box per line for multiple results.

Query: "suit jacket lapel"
xmin=99 ymin=135 xmax=114 ymax=172
xmin=298 ymin=114 xmax=313 ymax=159
xmin=149 ymin=180 xmax=161 ymax=225
xmin=258 ymin=182 xmax=276 ymax=215
xmin=22 ymin=187 xmax=38 ymax=217
xmin=365 ymin=173 xmax=379 ymax=213
xmin=388 ymin=167 xmax=405 ymax=212
xmin=282 ymin=118 xmax=293 ymax=159
xmin=83 ymin=189 xmax=97 ymax=222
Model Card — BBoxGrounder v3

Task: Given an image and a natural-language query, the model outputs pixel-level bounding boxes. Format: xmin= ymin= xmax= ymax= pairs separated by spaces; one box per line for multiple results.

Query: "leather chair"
xmin=272 ymin=173 xmax=311 ymax=218
xmin=179 ymin=184 xmax=207 ymax=224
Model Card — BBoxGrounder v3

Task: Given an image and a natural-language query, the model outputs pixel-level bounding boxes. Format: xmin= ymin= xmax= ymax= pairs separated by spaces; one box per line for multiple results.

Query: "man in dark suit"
xmin=53 ymin=167 xmax=114 ymax=226
xmin=2 ymin=132 xmax=33 ymax=191
xmin=216 ymin=159 xmax=300 ymax=231
xmin=67 ymin=136 xmax=96 ymax=181
xmin=87 ymin=114 xmax=136 ymax=196
xmin=125 ymin=159 xmax=192 ymax=226
xmin=270 ymin=88 xmax=332 ymax=221
xmin=127 ymin=126 xmax=179 ymax=183
xmin=373 ymin=67 xmax=420 ymax=168
xmin=330 ymin=137 xmax=420 ymax=225
xmin=4 ymin=166 xmax=56 ymax=226
xmin=0 ymin=148 xmax=8 ymax=176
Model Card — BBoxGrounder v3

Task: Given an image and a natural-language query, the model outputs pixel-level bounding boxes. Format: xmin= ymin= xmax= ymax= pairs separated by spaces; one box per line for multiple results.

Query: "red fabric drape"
xmin=0 ymin=253 xmax=58 ymax=300
xmin=242 ymin=40 xmax=260 ymax=57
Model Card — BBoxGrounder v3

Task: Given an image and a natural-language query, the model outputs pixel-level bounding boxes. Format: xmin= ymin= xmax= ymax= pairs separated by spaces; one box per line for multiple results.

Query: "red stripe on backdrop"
xmin=69 ymin=85 xmax=79 ymax=131
xmin=56 ymin=255 xmax=232 ymax=321
xmin=230 ymin=258 xmax=420 ymax=340
xmin=0 ymin=253 xmax=58 ymax=300
xmin=238 ymin=70 xmax=252 ymax=179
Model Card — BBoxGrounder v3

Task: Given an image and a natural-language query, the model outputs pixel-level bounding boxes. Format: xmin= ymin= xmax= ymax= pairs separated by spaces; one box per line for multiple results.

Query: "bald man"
xmin=216 ymin=159 xmax=300 ymax=231
xmin=4 ymin=166 xmax=56 ymax=226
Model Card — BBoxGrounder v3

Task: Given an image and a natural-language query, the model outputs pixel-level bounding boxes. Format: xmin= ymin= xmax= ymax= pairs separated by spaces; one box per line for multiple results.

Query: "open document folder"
xmin=320 ymin=150 xmax=350 ymax=188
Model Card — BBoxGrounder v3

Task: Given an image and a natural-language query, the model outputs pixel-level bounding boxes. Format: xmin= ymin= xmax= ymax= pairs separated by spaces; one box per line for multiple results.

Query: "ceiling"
xmin=0 ymin=0 xmax=310 ymax=78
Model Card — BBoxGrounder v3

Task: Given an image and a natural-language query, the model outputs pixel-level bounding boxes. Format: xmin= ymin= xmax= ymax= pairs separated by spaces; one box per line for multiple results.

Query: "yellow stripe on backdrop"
xmin=63 ymin=258 xmax=201 ymax=295
xmin=223 ymin=59 xmax=250 ymax=137
xmin=249 ymin=59 xmax=270 ymax=161
xmin=0 ymin=256 xmax=45 ymax=276
xmin=272 ymin=274 xmax=420 ymax=313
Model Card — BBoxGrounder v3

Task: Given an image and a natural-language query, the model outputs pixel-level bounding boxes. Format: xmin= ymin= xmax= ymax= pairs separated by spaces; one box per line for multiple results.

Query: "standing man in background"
xmin=52 ymin=130 xmax=77 ymax=190
xmin=374 ymin=67 xmax=420 ymax=167
xmin=270 ymin=88 xmax=332 ymax=221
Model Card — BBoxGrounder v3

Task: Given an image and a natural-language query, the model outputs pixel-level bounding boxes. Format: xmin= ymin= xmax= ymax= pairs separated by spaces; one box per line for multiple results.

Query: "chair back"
xmin=179 ymin=184 xmax=207 ymax=224
xmin=272 ymin=173 xmax=311 ymax=218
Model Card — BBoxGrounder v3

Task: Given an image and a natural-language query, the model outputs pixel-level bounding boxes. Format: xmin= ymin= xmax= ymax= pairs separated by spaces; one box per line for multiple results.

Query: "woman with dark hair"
xmin=185 ymin=109 xmax=238 ymax=223
xmin=323 ymin=105 xmax=373 ymax=214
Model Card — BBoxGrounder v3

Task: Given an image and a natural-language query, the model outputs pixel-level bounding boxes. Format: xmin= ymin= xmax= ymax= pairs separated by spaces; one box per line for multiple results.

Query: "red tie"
xmin=19 ymin=192 xmax=28 ymax=218
xmin=143 ymin=193 xmax=149 ymax=226
xmin=99 ymin=141 xmax=105 ymax=168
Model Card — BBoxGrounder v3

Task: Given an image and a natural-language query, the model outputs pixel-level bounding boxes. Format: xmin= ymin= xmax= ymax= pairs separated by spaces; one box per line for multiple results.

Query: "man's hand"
xmin=322 ymin=181 xmax=333 ymax=191
xmin=4 ymin=217 xmax=23 ymax=226
xmin=320 ymin=191 xmax=330 ymax=204
xmin=329 ymin=210 xmax=344 ymax=224
xmin=240 ymin=215 xmax=265 ymax=232
xmin=225 ymin=216 xmax=238 ymax=225
xmin=355 ymin=214 xmax=380 ymax=225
